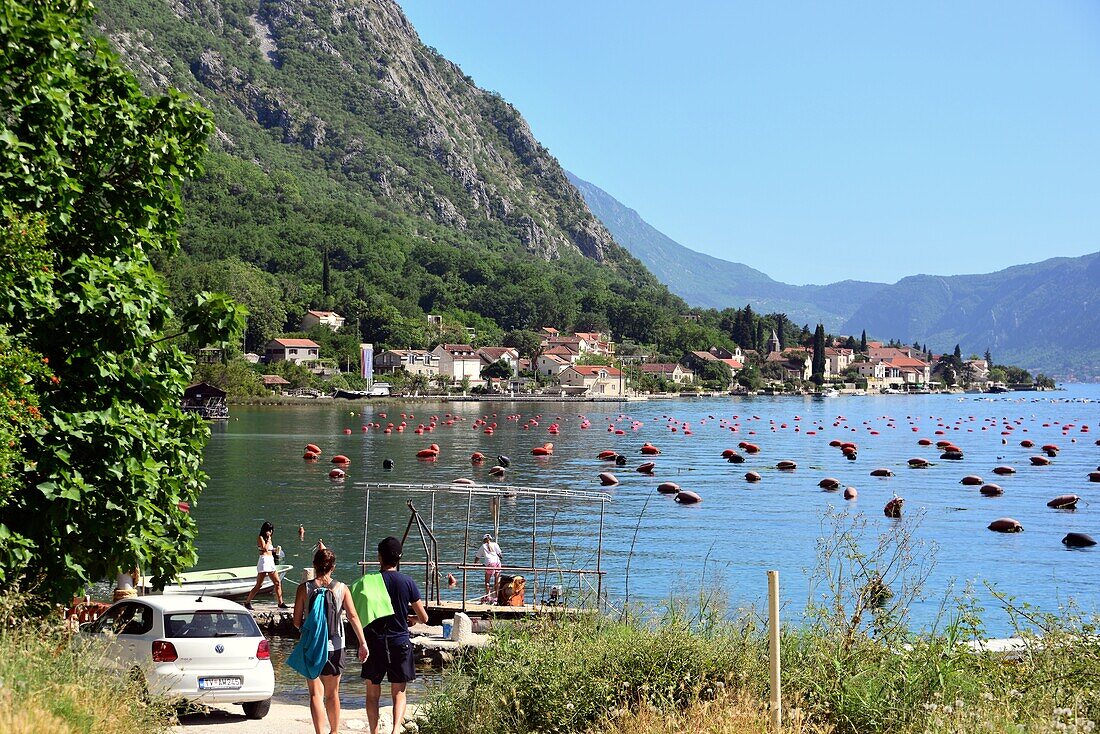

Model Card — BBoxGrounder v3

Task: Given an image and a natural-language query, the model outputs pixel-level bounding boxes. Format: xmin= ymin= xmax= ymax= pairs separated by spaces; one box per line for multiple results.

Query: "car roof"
xmin=120 ymin=595 xmax=252 ymax=614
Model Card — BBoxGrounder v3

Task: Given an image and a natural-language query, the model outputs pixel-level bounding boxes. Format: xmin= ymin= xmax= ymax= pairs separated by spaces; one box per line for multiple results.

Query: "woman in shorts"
xmin=294 ymin=544 xmax=368 ymax=734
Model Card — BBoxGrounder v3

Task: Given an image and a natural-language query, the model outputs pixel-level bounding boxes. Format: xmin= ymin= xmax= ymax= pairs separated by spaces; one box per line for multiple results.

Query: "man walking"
xmin=362 ymin=536 xmax=428 ymax=734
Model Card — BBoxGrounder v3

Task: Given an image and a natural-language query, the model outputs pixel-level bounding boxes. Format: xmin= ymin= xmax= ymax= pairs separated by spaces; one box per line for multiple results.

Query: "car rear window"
xmin=165 ymin=611 xmax=261 ymax=638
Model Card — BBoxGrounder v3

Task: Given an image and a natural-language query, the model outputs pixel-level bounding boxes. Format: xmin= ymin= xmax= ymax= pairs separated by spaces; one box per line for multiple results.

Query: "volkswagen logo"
xmin=214 ymin=644 xmax=224 ymax=654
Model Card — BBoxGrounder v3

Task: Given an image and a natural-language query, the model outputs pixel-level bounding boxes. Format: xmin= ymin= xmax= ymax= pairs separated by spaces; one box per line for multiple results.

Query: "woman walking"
xmin=244 ymin=521 xmax=287 ymax=609
xmin=293 ymin=544 xmax=368 ymax=734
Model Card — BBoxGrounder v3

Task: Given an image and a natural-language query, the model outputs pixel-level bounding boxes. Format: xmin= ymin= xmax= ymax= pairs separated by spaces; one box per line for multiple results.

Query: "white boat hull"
xmin=139 ymin=565 xmax=293 ymax=598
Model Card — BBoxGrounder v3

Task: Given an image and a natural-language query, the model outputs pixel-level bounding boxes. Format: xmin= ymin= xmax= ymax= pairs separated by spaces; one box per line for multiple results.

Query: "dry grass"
xmin=601 ymin=693 xmax=831 ymax=734
xmin=0 ymin=596 xmax=174 ymax=734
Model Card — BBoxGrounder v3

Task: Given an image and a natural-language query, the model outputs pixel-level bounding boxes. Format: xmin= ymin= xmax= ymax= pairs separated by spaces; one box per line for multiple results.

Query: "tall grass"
xmin=0 ymin=594 xmax=174 ymax=734
xmin=418 ymin=511 xmax=1100 ymax=734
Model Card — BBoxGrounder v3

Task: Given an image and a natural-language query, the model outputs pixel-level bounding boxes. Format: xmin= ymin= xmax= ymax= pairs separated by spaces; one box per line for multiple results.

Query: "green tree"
xmin=165 ymin=258 xmax=287 ymax=353
xmin=953 ymin=344 xmax=962 ymax=360
xmin=811 ymin=324 xmax=826 ymax=386
xmin=481 ymin=359 xmax=512 ymax=380
xmin=860 ymin=330 xmax=868 ymax=352
xmin=697 ymin=359 xmax=732 ymax=387
xmin=0 ymin=2 xmax=243 ymax=599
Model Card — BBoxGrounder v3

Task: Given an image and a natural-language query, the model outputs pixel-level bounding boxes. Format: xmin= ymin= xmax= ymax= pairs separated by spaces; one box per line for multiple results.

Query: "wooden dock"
xmin=424 ymin=599 xmax=590 ymax=624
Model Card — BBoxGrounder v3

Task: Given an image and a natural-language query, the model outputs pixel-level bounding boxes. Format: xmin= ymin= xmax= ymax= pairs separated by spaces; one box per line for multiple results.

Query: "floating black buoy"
xmin=1062 ymin=532 xmax=1097 ymax=548
xmin=615 ymin=454 xmax=627 ymax=466
xmin=497 ymin=455 xmax=511 ymax=467
xmin=382 ymin=458 xmax=394 ymax=471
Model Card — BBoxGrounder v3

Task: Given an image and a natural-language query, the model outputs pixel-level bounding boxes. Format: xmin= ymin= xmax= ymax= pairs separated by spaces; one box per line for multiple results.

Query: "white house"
xmin=557 ymin=365 xmax=624 ymax=397
xmin=374 ymin=349 xmax=439 ymax=377
xmin=637 ymin=363 xmax=694 ymax=384
xmin=477 ymin=346 xmax=520 ymax=376
xmin=264 ymin=338 xmax=320 ymax=365
xmin=431 ymin=344 xmax=483 ymax=385
xmin=299 ymin=310 xmax=345 ymax=331
xmin=536 ymin=353 xmax=572 ymax=378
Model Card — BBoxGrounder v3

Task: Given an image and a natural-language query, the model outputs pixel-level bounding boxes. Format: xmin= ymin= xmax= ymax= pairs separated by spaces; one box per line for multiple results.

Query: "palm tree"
xmin=408 ymin=373 xmax=428 ymax=396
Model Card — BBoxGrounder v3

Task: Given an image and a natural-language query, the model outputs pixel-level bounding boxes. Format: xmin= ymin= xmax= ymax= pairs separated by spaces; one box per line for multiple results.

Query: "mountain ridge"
xmin=566 ymin=171 xmax=887 ymax=330
xmin=569 ymin=171 xmax=1098 ymax=378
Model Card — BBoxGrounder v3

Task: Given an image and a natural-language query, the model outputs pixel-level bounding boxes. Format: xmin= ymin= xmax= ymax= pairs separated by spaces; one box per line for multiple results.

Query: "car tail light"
xmin=256 ymin=639 xmax=270 ymax=660
xmin=152 ymin=640 xmax=178 ymax=662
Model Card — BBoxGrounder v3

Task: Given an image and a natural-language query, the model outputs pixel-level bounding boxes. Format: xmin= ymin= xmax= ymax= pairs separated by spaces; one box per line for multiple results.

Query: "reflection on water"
xmin=197 ymin=387 xmax=1100 ymax=647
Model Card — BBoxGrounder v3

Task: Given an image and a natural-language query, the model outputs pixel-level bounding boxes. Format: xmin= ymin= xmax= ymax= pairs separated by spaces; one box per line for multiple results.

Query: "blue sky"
xmin=398 ymin=1 xmax=1100 ymax=285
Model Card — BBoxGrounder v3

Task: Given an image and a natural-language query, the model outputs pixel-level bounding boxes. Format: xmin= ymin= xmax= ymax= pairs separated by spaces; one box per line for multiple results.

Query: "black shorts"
xmin=360 ymin=636 xmax=416 ymax=684
xmin=320 ymin=648 xmax=346 ymax=677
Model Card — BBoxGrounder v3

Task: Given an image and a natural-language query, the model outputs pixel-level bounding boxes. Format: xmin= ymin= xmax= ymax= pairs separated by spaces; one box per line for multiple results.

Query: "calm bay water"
xmin=196 ymin=385 xmax=1100 ymax=643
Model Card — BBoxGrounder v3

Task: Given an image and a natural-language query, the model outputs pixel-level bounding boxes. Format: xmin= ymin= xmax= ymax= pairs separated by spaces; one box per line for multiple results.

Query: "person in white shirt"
xmin=474 ymin=533 xmax=503 ymax=595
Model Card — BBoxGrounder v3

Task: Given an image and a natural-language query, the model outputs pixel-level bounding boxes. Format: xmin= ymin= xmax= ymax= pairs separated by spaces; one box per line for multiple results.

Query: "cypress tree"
xmin=953 ymin=344 xmax=962 ymax=360
xmin=811 ymin=324 xmax=826 ymax=385
xmin=860 ymin=329 xmax=868 ymax=352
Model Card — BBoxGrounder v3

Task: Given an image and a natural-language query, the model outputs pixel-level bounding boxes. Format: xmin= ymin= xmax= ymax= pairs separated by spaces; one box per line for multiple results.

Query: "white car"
xmin=81 ymin=594 xmax=275 ymax=718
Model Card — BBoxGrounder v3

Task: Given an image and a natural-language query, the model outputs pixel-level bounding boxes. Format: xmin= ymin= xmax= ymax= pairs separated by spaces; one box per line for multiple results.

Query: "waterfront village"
xmin=194 ymin=308 xmax=1038 ymax=403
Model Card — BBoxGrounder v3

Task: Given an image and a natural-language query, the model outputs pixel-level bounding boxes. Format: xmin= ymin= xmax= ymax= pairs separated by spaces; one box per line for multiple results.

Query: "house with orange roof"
xmin=536 ymin=353 xmax=572 ymax=378
xmin=557 ymin=364 xmax=624 ymax=397
xmin=264 ymin=338 xmax=320 ymax=365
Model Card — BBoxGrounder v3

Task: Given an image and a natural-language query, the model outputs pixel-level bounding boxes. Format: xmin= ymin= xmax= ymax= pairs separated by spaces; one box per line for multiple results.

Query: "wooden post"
xmin=768 ymin=570 xmax=781 ymax=730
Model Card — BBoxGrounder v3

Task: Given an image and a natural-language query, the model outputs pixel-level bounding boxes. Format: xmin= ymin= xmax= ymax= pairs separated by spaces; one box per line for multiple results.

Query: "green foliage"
xmin=421 ymin=514 xmax=1100 ymax=734
xmin=164 ymin=256 xmax=288 ymax=352
xmin=696 ymin=359 xmax=732 ymax=387
xmin=192 ymin=358 xmax=265 ymax=397
xmin=0 ymin=1 xmax=242 ymax=600
xmin=420 ymin=610 xmax=758 ymax=734
xmin=480 ymin=359 xmax=512 ymax=380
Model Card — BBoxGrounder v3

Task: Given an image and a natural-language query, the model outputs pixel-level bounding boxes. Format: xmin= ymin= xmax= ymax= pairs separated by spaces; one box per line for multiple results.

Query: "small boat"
xmin=139 ymin=565 xmax=293 ymax=598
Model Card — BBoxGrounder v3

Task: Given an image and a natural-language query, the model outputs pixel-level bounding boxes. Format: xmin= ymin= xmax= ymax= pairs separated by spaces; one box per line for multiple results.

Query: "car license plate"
xmin=199 ymin=676 xmax=242 ymax=690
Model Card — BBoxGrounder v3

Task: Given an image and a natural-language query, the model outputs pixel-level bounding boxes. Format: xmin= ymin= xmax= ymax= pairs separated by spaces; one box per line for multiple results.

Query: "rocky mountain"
xmin=98 ymin=0 xmax=623 ymax=264
xmin=567 ymin=172 xmax=885 ymax=330
xmin=570 ymin=172 xmax=1098 ymax=378
xmin=842 ymin=253 xmax=1100 ymax=379
xmin=88 ymin=0 xmax=692 ymax=354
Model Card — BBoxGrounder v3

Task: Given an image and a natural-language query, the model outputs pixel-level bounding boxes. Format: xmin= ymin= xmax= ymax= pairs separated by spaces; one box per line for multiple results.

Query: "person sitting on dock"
xmin=474 ymin=533 xmax=503 ymax=596
xmin=362 ymin=536 xmax=428 ymax=734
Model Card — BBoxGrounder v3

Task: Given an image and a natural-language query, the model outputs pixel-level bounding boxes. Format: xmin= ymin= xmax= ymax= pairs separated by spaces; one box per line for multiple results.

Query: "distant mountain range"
xmin=566 ymin=172 xmax=886 ymax=330
xmin=569 ymin=172 xmax=1099 ymax=380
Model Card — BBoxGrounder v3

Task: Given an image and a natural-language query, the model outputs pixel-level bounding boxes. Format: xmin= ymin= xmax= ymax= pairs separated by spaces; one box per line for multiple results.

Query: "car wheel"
xmin=242 ymin=698 xmax=272 ymax=719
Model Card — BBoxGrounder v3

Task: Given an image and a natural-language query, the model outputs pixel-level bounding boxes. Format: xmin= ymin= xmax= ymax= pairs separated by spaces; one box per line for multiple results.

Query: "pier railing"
xmin=355 ymin=482 xmax=610 ymax=612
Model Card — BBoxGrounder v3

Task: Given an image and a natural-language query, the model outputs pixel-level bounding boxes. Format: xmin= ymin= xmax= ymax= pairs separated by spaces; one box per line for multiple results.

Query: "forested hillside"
xmin=843 ymin=253 xmax=1100 ymax=380
xmin=92 ymin=0 xmax=700 ymax=352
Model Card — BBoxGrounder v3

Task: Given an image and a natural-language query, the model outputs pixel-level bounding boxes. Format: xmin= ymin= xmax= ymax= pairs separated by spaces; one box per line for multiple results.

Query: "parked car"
xmin=79 ymin=595 xmax=274 ymax=718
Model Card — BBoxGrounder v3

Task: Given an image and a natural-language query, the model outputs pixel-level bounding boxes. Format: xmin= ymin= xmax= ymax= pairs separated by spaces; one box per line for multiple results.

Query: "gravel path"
xmin=174 ymin=700 xmax=417 ymax=734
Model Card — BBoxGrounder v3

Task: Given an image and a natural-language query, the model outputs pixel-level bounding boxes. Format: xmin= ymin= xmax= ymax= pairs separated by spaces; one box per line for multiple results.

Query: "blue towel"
xmin=287 ymin=590 xmax=328 ymax=679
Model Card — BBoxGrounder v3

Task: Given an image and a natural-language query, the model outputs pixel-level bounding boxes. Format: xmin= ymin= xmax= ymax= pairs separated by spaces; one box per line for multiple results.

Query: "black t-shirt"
xmin=365 ymin=570 xmax=421 ymax=642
